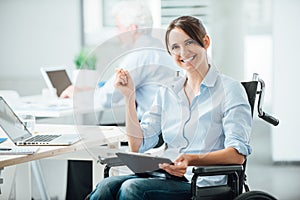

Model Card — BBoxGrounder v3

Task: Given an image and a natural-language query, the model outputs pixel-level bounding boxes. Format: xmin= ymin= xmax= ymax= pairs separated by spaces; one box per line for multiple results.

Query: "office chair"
xmin=99 ymin=73 xmax=279 ymax=200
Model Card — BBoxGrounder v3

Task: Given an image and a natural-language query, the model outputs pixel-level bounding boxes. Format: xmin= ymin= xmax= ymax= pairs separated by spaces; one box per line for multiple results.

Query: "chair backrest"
xmin=241 ymin=81 xmax=258 ymax=116
xmin=230 ymin=81 xmax=258 ymax=194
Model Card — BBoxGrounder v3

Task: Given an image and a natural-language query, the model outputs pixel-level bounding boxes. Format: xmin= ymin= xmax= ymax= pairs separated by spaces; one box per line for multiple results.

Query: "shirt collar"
xmin=170 ymin=75 xmax=186 ymax=94
xmin=201 ymin=65 xmax=219 ymax=88
xmin=168 ymin=65 xmax=219 ymax=95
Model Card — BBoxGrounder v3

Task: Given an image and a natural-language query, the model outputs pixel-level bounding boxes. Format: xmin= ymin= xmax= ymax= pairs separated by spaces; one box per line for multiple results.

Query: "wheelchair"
xmin=98 ymin=73 xmax=279 ymax=200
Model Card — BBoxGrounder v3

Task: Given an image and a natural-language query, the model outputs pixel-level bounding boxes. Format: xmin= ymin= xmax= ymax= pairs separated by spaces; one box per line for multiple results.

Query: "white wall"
xmin=210 ymin=0 xmax=245 ymax=80
xmin=0 ymin=0 xmax=82 ymax=198
xmin=272 ymin=0 xmax=300 ymax=161
xmin=0 ymin=0 xmax=81 ymax=96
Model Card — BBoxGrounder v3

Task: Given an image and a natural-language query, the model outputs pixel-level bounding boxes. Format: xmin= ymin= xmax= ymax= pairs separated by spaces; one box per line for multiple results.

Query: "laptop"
xmin=40 ymin=67 xmax=72 ymax=97
xmin=0 ymin=97 xmax=81 ymax=146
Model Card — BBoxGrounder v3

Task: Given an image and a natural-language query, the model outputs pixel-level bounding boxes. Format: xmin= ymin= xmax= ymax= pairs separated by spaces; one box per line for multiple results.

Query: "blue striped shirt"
xmin=139 ymin=67 xmax=252 ymax=186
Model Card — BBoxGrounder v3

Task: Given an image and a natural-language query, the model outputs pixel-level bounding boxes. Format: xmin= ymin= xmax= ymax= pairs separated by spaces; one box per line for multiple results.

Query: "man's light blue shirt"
xmin=94 ymin=35 xmax=181 ymax=119
xmin=139 ymin=67 xmax=252 ymax=186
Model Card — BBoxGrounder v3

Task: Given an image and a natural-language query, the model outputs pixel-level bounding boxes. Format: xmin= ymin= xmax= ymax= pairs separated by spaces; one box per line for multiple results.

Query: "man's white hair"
xmin=113 ymin=0 xmax=153 ymax=28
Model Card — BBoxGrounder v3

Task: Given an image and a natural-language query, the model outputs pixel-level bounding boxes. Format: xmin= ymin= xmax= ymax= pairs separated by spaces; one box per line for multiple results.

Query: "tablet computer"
xmin=116 ymin=152 xmax=173 ymax=173
xmin=40 ymin=67 xmax=72 ymax=97
xmin=116 ymin=152 xmax=188 ymax=182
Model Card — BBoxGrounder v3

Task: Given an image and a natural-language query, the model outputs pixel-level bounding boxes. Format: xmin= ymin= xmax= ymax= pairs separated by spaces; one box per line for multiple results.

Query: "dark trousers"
xmin=66 ymin=160 xmax=92 ymax=200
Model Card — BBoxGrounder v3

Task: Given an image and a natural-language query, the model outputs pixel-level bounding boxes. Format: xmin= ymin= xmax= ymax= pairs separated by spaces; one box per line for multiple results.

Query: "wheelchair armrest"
xmin=98 ymin=156 xmax=124 ymax=167
xmin=192 ymin=165 xmax=243 ymax=176
xmin=191 ymin=165 xmax=243 ymax=199
xmin=98 ymin=156 xmax=126 ymax=178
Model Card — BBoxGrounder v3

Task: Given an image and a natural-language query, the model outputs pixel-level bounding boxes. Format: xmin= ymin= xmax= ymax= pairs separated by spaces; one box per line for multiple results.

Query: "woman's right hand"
xmin=159 ymin=154 xmax=189 ymax=177
xmin=114 ymin=68 xmax=135 ymax=98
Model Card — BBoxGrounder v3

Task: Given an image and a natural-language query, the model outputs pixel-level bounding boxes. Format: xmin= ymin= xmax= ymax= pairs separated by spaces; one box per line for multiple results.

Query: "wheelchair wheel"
xmin=234 ymin=190 xmax=277 ymax=200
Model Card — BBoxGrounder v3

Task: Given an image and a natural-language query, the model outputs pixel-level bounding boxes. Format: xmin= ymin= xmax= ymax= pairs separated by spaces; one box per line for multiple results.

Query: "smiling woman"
xmin=165 ymin=16 xmax=207 ymax=55
xmin=87 ymin=15 xmax=253 ymax=200
xmin=165 ymin=16 xmax=210 ymax=93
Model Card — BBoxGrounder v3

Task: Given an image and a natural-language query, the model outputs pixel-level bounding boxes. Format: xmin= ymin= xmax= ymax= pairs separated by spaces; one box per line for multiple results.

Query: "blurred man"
xmin=65 ymin=1 xmax=181 ymax=199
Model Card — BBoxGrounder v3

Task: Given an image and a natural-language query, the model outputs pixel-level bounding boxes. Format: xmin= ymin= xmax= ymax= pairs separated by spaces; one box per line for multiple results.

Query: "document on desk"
xmin=18 ymin=98 xmax=73 ymax=111
xmin=14 ymin=97 xmax=73 ymax=117
xmin=0 ymin=146 xmax=39 ymax=155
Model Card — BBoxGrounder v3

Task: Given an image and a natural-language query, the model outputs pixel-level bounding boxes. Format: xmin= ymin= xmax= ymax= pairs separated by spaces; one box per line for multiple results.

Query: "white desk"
xmin=17 ymin=95 xmax=88 ymax=118
xmin=16 ymin=94 xmax=125 ymax=125
xmin=0 ymin=124 xmax=125 ymax=199
xmin=3 ymin=93 xmax=125 ymax=198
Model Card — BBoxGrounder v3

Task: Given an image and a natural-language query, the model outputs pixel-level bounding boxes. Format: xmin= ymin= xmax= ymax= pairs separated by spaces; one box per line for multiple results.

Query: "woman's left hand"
xmin=159 ymin=154 xmax=190 ymax=177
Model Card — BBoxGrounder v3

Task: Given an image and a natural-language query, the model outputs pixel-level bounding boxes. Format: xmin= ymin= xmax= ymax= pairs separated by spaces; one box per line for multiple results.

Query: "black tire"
xmin=234 ymin=191 xmax=277 ymax=200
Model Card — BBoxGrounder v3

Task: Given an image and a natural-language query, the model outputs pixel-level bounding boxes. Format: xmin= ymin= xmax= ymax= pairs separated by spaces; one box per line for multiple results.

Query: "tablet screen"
xmin=116 ymin=152 xmax=173 ymax=173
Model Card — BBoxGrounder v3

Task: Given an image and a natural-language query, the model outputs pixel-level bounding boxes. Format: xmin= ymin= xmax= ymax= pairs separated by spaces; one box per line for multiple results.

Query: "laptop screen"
xmin=46 ymin=70 xmax=72 ymax=97
xmin=0 ymin=97 xmax=31 ymax=142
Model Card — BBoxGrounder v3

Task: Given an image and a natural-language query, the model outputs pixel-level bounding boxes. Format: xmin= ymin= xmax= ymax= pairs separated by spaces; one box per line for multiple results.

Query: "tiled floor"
xmin=246 ymin=119 xmax=300 ymax=200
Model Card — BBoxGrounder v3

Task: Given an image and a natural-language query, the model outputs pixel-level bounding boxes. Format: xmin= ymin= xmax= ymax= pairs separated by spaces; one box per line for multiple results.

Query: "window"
xmin=244 ymin=0 xmax=273 ymax=103
xmin=82 ymin=0 xmax=210 ymax=46
xmin=160 ymin=0 xmax=209 ymax=27
xmin=82 ymin=0 xmax=121 ymax=46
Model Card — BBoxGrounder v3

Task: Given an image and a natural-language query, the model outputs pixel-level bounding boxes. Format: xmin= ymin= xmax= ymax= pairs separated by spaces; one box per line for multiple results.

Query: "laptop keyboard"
xmin=25 ymin=135 xmax=61 ymax=142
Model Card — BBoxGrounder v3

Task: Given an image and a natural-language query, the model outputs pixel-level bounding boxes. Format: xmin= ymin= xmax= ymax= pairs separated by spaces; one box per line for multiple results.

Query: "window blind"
xmin=160 ymin=0 xmax=210 ymax=26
